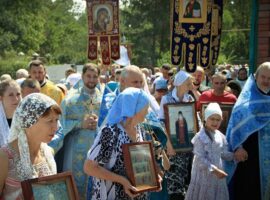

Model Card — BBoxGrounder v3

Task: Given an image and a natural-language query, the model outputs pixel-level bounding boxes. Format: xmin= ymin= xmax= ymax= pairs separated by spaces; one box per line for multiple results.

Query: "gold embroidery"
xmin=171 ymin=0 xmax=222 ymax=68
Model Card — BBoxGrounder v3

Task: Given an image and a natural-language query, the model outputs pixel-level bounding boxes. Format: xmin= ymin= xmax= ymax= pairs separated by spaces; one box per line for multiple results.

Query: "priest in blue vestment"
xmin=60 ymin=63 xmax=102 ymax=199
xmin=225 ymin=62 xmax=270 ymax=200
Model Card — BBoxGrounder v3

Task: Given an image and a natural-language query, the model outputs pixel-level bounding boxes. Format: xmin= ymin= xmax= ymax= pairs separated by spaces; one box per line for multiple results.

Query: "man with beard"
xmin=28 ymin=60 xmax=64 ymax=105
xmin=236 ymin=67 xmax=248 ymax=89
xmin=226 ymin=62 xmax=270 ymax=200
xmin=190 ymin=66 xmax=210 ymax=101
xmin=60 ymin=63 xmax=102 ymax=199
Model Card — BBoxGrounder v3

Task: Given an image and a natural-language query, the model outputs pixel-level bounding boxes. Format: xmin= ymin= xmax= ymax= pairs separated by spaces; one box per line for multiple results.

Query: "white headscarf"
xmin=173 ymin=70 xmax=191 ymax=86
xmin=204 ymin=102 xmax=223 ymax=121
xmin=0 ymin=102 xmax=10 ymax=147
xmin=172 ymin=70 xmax=193 ymax=102
xmin=9 ymin=93 xmax=57 ymax=179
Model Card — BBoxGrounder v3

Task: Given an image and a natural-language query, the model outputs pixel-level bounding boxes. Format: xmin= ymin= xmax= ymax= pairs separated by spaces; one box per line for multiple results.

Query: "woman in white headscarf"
xmin=158 ymin=70 xmax=195 ymax=199
xmin=0 ymin=79 xmax=22 ymax=147
xmin=0 ymin=93 xmax=61 ymax=199
xmin=158 ymin=70 xmax=194 ymax=119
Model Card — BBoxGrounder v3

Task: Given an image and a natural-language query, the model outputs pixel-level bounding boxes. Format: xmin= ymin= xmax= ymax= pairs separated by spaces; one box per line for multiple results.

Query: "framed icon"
xmin=21 ymin=171 xmax=79 ymax=200
xmin=179 ymin=0 xmax=208 ymax=23
xmin=87 ymin=0 xmax=119 ymax=35
xmin=164 ymin=102 xmax=198 ymax=152
xmin=122 ymin=142 xmax=160 ymax=194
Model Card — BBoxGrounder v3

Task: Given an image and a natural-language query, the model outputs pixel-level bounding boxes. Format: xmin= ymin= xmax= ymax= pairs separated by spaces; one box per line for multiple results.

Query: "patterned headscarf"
xmin=9 ymin=93 xmax=58 ymax=179
xmin=107 ymin=87 xmax=150 ymax=125
xmin=0 ymin=102 xmax=10 ymax=147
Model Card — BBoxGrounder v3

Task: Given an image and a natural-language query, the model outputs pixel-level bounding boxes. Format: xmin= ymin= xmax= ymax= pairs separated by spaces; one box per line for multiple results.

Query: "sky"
xmin=73 ymin=0 xmax=124 ymax=13
xmin=73 ymin=0 xmax=86 ymax=13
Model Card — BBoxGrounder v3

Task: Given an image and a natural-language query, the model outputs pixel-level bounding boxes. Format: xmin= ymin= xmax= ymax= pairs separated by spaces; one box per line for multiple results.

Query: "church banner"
xmin=87 ymin=0 xmax=120 ymax=64
xmin=170 ymin=0 xmax=223 ymax=72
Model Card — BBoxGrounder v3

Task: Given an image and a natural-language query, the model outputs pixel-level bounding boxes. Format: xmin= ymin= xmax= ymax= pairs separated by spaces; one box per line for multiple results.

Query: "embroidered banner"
xmin=110 ymin=35 xmax=120 ymax=60
xmin=100 ymin=36 xmax=110 ymax=65
xmin=87 ymin=0 xmax=120 ymax=64
xmin=88 ymin=36 xmax=98 ymax=60
xmin=171 ymin=0 xmax=223 ymax=72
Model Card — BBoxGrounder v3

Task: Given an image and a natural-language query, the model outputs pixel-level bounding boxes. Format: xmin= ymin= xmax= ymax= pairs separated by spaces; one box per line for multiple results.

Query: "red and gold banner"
xmin=88 ymin=36 xmax=98 ymax=60
xmin=110 ymin=35 xmax=120 ymax=60
xmin=87 ymin=0 xmax=120 ymax=64
xmin=100 ymin=36 xmax=110 ymax=65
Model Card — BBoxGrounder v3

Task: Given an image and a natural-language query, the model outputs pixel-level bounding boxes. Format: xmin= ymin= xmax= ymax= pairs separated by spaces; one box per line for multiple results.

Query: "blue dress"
xmin=185 ymin=128 xmax=234 ymax=200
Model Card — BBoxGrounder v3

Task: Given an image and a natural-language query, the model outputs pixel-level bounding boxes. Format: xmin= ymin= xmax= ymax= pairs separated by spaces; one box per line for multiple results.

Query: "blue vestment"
xmin=225 ymin=75 xmax=270 ymax=199
xmin=97 ymin=82 xmax=120 ymax=127
xmin=60 ymin=86 xmax=102 ymax=199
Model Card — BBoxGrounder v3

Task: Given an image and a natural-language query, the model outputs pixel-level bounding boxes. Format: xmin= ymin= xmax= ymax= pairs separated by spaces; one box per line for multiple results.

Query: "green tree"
xmin=120 ymin=0 xmax=170 ymax=66
xmin=0 ymin=0 xmax=252 ymax=70
xmin=40 ymin=0 xmax=88 ymax=64
xmin=219 ymin=0 xmax=251 ymax=64
xmin=0 ymin=0 xmax=49 ymax=55
xmin=0 ymin=0 xmax=88 ymax=65
xmin=122 ymin=0 xmax=251 ymax=66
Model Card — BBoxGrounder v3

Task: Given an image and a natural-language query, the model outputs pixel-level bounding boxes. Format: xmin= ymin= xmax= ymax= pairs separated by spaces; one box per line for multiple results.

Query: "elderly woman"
xmin=84 ymin=87 xmax=156 ymax=200
xmin=158 ymin=70 xmax=195 ymax=200
xmin=0 ymin=79 xmax=22 ymax=147
xmin=0 ymin=93 xmax=61 ymax=199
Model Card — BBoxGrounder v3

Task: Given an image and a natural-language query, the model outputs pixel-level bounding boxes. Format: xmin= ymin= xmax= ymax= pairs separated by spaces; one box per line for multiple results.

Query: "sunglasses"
xmin=156 ymin=89 xmax=168 ymax=93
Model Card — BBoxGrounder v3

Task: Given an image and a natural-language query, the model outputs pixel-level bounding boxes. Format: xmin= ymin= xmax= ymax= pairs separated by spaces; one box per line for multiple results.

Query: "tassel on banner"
xmin=100 ymin=36 xmax=110 ymax=65
xmin=88 ymin=36 xmax=98 ymax=60
xmin=110 ymin=35 xmax=120 ymax=60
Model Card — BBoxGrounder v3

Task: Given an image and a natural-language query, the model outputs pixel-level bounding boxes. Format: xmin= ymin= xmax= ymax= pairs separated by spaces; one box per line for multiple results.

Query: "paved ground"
xmin=46 ymin=64 xmax=83 ymax=83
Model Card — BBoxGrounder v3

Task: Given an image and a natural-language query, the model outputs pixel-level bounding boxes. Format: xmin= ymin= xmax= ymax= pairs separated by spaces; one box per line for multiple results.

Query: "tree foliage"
xmin=219 ymin=0 xmax=251 ymax=64
xmin=121 ymin=0 xmax=252 ymax=66
xmin=120 ymin=0 xmax=170 ymax=66
xmin=0 ymin=0 xmax=252 ymax=72
xmin=0 ymin=0 xmax=88 ymax=67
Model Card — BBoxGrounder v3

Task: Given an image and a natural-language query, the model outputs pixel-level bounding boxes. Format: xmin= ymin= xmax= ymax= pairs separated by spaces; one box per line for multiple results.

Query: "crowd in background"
xmin=0 ymin=59 xmax=270 ymax=200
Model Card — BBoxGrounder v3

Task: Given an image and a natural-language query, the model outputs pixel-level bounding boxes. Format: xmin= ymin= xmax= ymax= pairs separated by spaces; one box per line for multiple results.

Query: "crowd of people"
xmin=0 ymin=59 xmax=269 ymax=200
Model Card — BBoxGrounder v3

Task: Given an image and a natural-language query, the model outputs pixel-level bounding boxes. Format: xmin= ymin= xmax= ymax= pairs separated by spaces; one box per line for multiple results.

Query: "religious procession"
xmin=0 ymin=0 xmax=270 ymax=200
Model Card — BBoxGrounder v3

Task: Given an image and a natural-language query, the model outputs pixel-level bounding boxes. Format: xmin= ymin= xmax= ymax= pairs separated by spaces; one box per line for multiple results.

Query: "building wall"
xmin=257 ymin=0 xmax=270 ymax=65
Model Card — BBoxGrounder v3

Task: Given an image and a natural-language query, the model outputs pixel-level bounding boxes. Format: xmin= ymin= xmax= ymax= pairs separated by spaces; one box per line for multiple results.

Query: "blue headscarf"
xmin=106 ymin=87 xmax=150 ymax=125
